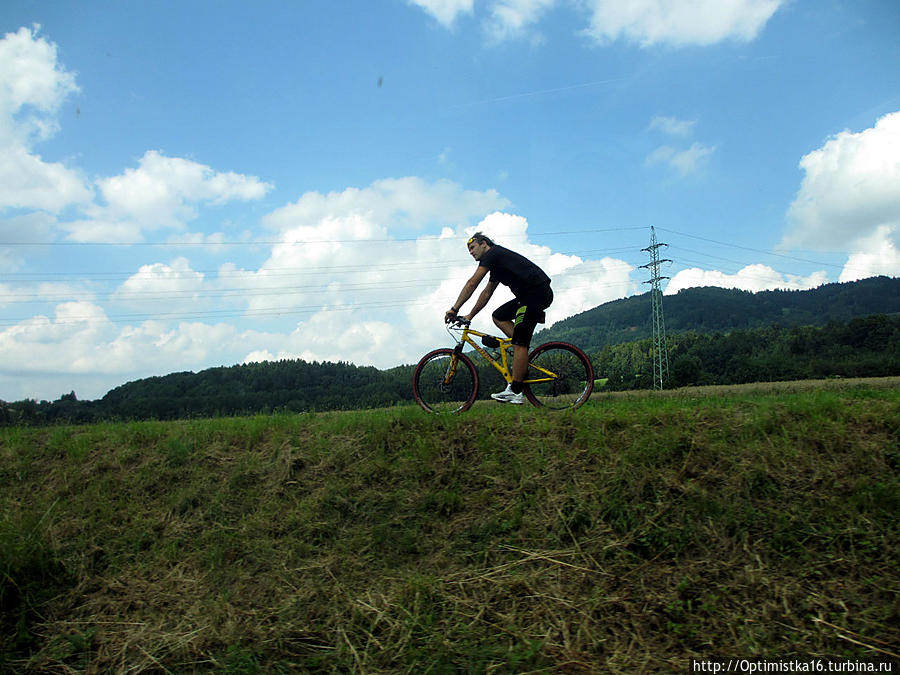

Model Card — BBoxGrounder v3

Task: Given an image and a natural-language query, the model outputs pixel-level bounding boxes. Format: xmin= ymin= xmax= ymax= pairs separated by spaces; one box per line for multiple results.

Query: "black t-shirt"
xmin=478 ymin=245 xmax=551 ymax=297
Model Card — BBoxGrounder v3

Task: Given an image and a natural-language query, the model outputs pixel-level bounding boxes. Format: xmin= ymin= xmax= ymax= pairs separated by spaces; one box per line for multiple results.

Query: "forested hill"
xmin=98 ymin=361 xmax=413 ymax=422
xmin=535 ymin=275 xmax=900 ymax=354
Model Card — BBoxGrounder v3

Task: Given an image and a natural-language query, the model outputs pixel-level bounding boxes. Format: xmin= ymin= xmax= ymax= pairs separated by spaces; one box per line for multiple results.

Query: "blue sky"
xmin=1 ymin=0 xmax=899 ymax=401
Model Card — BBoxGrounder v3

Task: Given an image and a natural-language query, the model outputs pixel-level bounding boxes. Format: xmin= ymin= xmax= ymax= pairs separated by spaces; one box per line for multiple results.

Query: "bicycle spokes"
xmin=524 ymin=342 xmax=593 ymax=410
xmin=413 ymin=349 xmax=479 ymax=414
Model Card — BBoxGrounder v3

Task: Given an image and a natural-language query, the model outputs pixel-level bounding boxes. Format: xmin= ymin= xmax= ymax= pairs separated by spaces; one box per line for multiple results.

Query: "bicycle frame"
xmin=446 ymin=321 xmax=558 ymax=386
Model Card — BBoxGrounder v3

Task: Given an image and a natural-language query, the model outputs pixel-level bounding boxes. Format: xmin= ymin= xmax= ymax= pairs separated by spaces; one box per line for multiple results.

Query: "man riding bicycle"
xmin=444 ymin=232 xmax=553 ymax=405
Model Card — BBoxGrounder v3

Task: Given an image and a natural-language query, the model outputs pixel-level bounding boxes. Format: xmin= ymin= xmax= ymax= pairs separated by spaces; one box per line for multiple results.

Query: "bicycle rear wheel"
xmin=412 ymin=348 xmax=479 ymax=413
xmin=524 ymin=342 xmax=594 ymax=410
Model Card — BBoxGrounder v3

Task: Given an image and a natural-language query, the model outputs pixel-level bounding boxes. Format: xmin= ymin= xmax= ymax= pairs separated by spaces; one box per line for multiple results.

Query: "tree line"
xmin=598 ymin=313 xmax=900 ymax=391
xmin=2 ymin=312 xmax=898 ymax=426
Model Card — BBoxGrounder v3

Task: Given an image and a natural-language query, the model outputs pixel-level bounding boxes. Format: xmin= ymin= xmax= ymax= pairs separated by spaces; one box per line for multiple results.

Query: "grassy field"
xmin=1 ymin=379 xmax=898 ymax=673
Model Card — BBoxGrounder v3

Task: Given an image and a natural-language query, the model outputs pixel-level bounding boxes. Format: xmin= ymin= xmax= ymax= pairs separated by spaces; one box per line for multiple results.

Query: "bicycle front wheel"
xmin=412 ymin=348 xmax=479 ymax=414
xmin=524 ymin=342 xmax=594 ymax=410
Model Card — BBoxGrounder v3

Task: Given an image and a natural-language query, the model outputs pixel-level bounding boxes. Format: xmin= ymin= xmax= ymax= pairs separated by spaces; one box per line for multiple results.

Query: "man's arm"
xmin=445 ymin=266 xmax=489 ymax=322
xmin=463 ymin=280 xmax=498 ymax=321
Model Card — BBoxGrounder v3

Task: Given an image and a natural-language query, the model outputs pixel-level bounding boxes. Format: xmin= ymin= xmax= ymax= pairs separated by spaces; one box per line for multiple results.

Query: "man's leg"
xmin=512 ymin=344 xmax=528 ymax=382
xmin=493 ymin=315 xmax=514 ymax=338
xmin=489 ymin=344 xmax=528 ymax=402
xmin=491 ymin=344 xmax=526 ymax=403
xmin=491 ymin=299 xmax=527 ymax=403
xmin=494 ymin=315 xmax=524 ymax=381
xmin=504 ymin=287 xmax=552 ymax=400
xmin=509 ymin=292 xmax=550 ymax=394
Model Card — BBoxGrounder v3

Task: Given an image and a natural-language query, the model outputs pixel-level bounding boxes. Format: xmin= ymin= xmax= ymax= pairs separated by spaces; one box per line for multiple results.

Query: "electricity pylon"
xmin=640 ymin=226 xmax=671 ymax=390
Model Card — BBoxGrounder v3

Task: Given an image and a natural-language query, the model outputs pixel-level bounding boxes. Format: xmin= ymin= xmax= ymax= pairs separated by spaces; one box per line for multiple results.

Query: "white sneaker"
xmin=491 ymin=384 xmax=524 ymax=405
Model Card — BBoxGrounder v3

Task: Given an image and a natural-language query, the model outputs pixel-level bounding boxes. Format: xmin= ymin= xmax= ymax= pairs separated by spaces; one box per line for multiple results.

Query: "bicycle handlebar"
xmin=447 ymin=317 xmax=471 ymax=327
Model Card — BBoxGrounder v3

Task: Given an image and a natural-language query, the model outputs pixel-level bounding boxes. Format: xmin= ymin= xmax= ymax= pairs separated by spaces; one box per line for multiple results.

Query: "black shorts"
xmin=492 ymin=284 xmax=553 ymax=348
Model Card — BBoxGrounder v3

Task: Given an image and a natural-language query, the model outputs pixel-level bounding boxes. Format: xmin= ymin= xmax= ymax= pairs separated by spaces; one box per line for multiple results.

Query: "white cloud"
xmin=243 ymin=350 xmax=275 ymax=364
xmin=486 ymin=0 xmax=556 ymax=43
xmin=0 ymin=26 xmax=91 ymax=212
xmin=839 ymin=225 xmax=900 ymax=283
xmin=649 ymin=115 xmax=696 ymax=137
xmin=62 ymin=150 xmax=273 ymax=242
xmin=665 ymin=264 xmax=827 ymax=295
xmin=582 ymin=0 xmax=784 ymax=47
xmin=411 ymin=0 xmax=782 ymax=46
xmin=408 ymin=0 xmax=474 ymax=27
xmin=94 ymin=150 xmax=270 ymax=224
xmin=0 ymin=29 xmax=271 ymax=243
xmin=0 ymin=302 xmax=116 ymax=378
xmin=233 ymin=206 xmax=636 ymax=372
xmin=647 ymin=115 xmax=713 ymax=176
xmin=0 ymin=146 xmax=93 ymax=212
xmin=0 ymin=278 xmax=96 ymax=314
xmin=235 ymin=210 xmax=636 ymax=370
xmin=248 ymin=178 xmax=513 ymax=345
xmin=0 ymin=303 xmax=244 ymax=399
xmin=245 ymin=212 xmax=394 ymax=316
xmin=646 ymin=142 xmax=716 ymax=176
xmin=262 ymin=176 xmax=508 ymax=232
xmin=111 ymin=257 xmax=207 ymax=311
xmin=785 ymin=111 xmax=900 ymax=251
xmin=264 ymin=311 xmax=400 ymax=369
xmin=112 ymin=321 xmax=237 ymax=368
xmin=0 ymin=25 xmax=79 ymax=142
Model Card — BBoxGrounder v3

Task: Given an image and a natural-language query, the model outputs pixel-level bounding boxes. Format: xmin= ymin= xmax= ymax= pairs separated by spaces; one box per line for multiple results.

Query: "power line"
xmin=3 ymin=223 xmax=879 ymax=330
xmin=0 ymin=245 xmax=641 ymax=283
xmin=1 ymin=262 xmax=637 ymax=304
xmin=0 ymin=226 xmax=649 ymax=248
xmin=667 ymin=254 xmax=826 ymax=284
xmin=0 ymin=278 xmax=636 ymax=327
xmin=654 ymin=227 xmax=848 ymax=270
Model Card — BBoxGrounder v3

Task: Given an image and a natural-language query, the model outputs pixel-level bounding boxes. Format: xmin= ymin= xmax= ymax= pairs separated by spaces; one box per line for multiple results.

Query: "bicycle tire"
xmin=524 ymin=342 xmax=594 ymax=410
xmin=412 ymin=348 xmax=479 ymax=414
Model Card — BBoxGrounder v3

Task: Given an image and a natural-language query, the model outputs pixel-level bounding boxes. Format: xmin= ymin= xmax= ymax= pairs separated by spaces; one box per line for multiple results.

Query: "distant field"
xmin=2 ymin=379 xmax=898 ymax=673
xmin=602 ymin=376 xmax=900 ymax=397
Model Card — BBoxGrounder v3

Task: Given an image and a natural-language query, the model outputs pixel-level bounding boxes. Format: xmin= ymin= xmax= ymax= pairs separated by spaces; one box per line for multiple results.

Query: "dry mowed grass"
xmin=1 ymin=378 xmax=898 ymax=673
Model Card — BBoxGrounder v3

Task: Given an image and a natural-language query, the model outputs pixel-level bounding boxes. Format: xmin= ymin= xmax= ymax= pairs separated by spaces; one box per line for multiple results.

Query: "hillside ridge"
xmin=535 ymin=275 xmax=900 ymax=353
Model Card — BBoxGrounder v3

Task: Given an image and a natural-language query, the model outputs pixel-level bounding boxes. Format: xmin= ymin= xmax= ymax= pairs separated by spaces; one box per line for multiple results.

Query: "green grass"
xmin=1 ymin=380 xmax=899 ymax=673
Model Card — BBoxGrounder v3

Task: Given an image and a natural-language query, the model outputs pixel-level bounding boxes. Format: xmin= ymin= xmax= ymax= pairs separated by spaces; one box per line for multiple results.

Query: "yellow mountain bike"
xmin=412 ymin=318 xmax=594 ymax=413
